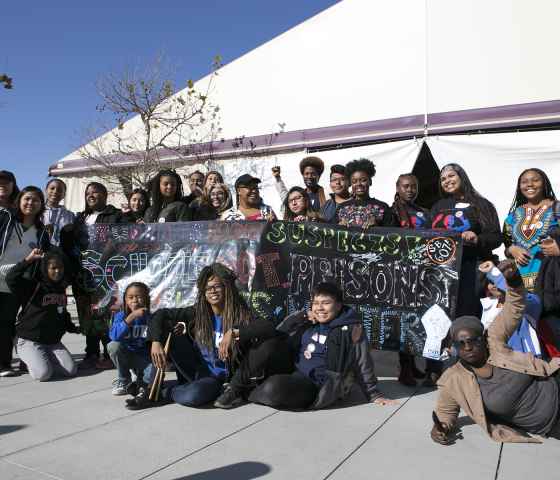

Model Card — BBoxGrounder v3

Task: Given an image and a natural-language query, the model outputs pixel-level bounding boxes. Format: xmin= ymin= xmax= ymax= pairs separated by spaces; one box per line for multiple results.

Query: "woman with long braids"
xmin=503 ymin=168 xmax=560 ymax=358
xmin=503 ymin=168 xmax=559 ymax=291
xmin=128 ymin=263 xmax=291 ymax=409
xmin=430 ymin=163 xmax=502 ymax=317
xmin=143 ymin=169 xmax=192 ymax=223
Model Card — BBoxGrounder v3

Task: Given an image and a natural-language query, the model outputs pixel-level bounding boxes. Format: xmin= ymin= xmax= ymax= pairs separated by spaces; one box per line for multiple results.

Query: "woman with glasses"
xmin=221 ymin=174 xmax=276 ymax=221
xmin=431 ymin=260 xmax=560 ymax=445
xmin=282 ymin=186 xmax=323 ymax=222
xmin=127 ymin=263 xmax=291 ymax=409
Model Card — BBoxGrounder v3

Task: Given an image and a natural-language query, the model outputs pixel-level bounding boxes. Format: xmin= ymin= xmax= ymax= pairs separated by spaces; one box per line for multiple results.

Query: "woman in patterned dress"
xmin=503 ymin=168 xmax=559 ymax=292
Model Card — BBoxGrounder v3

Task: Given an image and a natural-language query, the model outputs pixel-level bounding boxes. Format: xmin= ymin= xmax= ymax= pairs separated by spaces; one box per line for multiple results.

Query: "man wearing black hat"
xmin=221 ymin=174 xmax=276 ymax=221
xmin=431 ymin=260 xmax=560 ymax=445
xmin=0 ymin=171 xmax=19 ymax=209
xmin=272 ymin=156 xmax=326 ymax=212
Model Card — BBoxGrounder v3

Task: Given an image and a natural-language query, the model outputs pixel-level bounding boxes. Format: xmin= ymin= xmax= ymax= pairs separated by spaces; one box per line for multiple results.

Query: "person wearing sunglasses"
xmin=431 ymin=260 xmax=560 ymax=445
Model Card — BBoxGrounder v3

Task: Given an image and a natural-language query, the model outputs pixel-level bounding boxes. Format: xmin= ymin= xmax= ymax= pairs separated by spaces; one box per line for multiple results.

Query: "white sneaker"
xmin=111 ymin=378 xmax=131 ymax=395
xmin=0 ymin=368 xmax=16 ymax=377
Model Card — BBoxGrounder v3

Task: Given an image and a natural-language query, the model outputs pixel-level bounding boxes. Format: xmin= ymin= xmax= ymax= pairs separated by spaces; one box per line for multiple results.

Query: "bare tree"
xmin=78 ymin=54 xmax=222 ymax=195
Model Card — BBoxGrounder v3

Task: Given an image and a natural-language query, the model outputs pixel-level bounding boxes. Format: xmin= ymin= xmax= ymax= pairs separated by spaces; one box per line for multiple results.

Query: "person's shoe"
xmin=398 ymin=364 xmax=416 ymax=387
xmin=125 ymin=384 xmax=171 ymax=410
xmin=0 ymin=367 xmax=17 ymax=377
xmin=95 ymin=357 xmax=114 ymax=370
xmin=126 ymin=381 xmax=139 ymax=397
xmin=213 ymin=386 xmax=246 ymax=409
xmin=18 ymin=360 xmax=28 ymax=374
xmin=112 ymin=378 xmax=132 ymax=396
xmin=78 ymin=355 xmax=98 ymax=371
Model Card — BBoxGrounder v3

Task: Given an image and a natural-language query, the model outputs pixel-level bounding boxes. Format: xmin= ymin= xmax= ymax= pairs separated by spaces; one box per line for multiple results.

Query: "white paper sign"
xmin=421 ymin=304 xmax=452 ymax=360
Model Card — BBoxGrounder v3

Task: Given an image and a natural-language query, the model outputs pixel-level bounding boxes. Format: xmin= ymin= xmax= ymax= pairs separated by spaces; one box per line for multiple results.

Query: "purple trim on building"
xmin=50 ymin=99 xmax=560 ymax=176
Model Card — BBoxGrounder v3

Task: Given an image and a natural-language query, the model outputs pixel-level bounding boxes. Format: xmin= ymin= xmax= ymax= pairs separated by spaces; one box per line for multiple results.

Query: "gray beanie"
xmin=449 ymin=316 xmax=484 ymax=340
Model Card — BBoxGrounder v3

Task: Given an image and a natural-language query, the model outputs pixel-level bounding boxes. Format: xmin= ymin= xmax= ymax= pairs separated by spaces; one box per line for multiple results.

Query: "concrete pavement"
xmin=0 ymin=333 xmax=557 ymax=480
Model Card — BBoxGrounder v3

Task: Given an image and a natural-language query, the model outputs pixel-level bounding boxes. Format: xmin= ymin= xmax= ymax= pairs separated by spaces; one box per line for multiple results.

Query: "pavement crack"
xmin=138 ymin=410 xmax=280 ymax=480
xmin=321 ymin=389 xmax=419 ymax=480
xmin=2 ymin=459 xmax=66 ymax=480
xmin=494 ymin=443 xmax=504 ymax=480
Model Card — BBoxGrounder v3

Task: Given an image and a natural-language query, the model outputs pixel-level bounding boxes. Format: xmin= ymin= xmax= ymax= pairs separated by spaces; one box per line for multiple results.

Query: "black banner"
xmin=82 ymin=221 xmax=462 ymax=358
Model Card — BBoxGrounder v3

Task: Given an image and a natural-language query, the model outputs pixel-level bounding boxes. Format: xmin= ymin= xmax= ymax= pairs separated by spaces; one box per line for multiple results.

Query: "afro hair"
xmin=345 ymin=158 xmax=376 ymax=179
xmin=299 ymin=156 xmax=324 ymax=176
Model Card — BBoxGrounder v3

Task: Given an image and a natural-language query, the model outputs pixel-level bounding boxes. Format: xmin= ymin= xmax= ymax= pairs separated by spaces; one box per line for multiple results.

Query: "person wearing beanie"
xmin=271 ymin=156 xmax=327 ymax=212
xmin=431 ymin=260 xmax=560 ymax=445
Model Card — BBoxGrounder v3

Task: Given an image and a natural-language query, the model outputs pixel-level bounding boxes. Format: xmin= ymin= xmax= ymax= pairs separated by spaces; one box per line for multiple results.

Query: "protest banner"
xmin=81 ymin=221 xmax=462 ymax=358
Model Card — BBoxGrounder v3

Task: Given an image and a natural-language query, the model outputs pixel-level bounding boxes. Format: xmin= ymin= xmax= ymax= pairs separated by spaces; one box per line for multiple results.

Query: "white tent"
xmin=51 ymin=0 xmax=560 ymax=220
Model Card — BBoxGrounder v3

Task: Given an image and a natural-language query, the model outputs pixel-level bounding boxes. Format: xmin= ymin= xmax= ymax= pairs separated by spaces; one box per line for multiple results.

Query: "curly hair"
xmin=345 ymin=158 xmax=376 ymax=180
xmin=191 ymin=263 xmax=252 ymax=353
xmin=15 ymin=186 xmax=46 ymax=229
xmin=300 ymin=156 xmax=324 ymax=176
xmin=122 ymin=282 xmax=151 ymax=315
xmin=149 ymin=170 xmax=184 ymax=216
xmin=508 ymin=168 xmax=556 ymax=215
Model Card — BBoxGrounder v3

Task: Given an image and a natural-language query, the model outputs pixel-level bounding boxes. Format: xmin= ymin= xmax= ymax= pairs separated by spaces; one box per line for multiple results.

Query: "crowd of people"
xmin=0 ymin=154 xmax=559 ymax=444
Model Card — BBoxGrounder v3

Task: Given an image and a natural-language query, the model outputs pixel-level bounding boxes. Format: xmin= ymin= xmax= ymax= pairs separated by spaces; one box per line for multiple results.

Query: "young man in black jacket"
xmin=248 ymin=283 xmax=396 ymax=410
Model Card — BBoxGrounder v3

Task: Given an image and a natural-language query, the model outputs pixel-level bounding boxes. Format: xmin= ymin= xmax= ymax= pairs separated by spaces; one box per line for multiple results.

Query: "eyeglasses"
xmin=452 ymin=336 xmax=483 ymax=350
xmin=288 ymin=195 xmax=304 ymax=204
xmin=205 ymin=284 xmax=224 ymax=293
xmin=238 ymin=185 xmax=259 ymax=191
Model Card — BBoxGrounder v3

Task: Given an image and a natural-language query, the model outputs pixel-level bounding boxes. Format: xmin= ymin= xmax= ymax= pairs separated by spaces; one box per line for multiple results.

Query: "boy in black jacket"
xmin=248 ymin=282 xmax=396 ymax=410
xmin=7 ymin=247 xmax=79 ymax=381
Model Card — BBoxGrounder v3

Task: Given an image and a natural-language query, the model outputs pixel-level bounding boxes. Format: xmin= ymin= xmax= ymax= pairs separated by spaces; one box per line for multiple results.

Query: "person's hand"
xmin=172 ymin=322 xmax=186 ymax=336
xmin=136 ymin=218 xmax=145 ymax=224
xmin=497 ymin=259 xmax=523 ymax=286
xmin=151 ymin=341 xmax=167 ymax=370
xmin=478 ymin=261 xmax=494 ymax=273
xmin=266 ymin=212 xmax=275 ymax=222
xmin=306 ymin=310 xmax=317 ymax=324
xmin=508 ymin=245 xmax=531 ymax=266
xmin=218 ymin=329 xmax=235 ymax=361
xmin=541 ymin=237 xmax=560 ymax=257
xmin=25 ymin=248 xmax=44 ymax=263
xmin=125 ymin=308 xmax=147 ymax=324
xmin=430 ymin=423 xmax=451 ymax=445
xmin=271 ymin=166 xmax=281 ymax=179
xmin=293 ymin=215 xmax=306 ymax=222
xmin=372 ymin=396 xmax=399 ymax=406
xmin=461 ymin=230 xmax=478 ymax=244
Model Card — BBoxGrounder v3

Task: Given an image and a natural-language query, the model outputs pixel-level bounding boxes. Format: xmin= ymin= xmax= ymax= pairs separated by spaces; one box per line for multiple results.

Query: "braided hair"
xmin=392 ymin=173 xmax=418 ymax=228
xmin=508 ymin=168 xmax=556 ymax=215
xmin=191 ymin=263 xmax=251 ymax=353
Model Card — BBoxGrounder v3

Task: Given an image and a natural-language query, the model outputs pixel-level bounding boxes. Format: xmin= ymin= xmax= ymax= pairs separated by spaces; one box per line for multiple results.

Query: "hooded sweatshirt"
xmin=6 ymin=249 xmax=75 ymax=344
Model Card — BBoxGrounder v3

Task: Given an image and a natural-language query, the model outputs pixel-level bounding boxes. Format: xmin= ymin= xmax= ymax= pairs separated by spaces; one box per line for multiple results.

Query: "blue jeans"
xmin=107 ymin=341 xmax=153 ymax=384
xmin=165 ymin=334 xmax=224 ymax=407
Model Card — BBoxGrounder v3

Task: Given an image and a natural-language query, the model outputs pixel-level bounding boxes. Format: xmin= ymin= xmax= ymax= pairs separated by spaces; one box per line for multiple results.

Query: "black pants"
xmin=85 ymin=334 xmax=109 ymax=359
xmin=0 ymin=292 xmax=20 ymax=368
xmin=249 ymin=370 xmax=319 ymax=410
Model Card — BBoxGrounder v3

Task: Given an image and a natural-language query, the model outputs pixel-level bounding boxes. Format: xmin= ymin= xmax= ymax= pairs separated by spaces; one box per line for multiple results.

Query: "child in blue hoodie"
xmin=108 ymin=282 xmax=153 ymax=395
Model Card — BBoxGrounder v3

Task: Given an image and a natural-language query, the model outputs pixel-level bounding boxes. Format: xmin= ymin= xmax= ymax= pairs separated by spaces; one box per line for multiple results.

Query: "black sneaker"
xmin=125 ymin=385 xmax=171 ymax=410
xmin=213 ymin=386 xmax=246 ymax=409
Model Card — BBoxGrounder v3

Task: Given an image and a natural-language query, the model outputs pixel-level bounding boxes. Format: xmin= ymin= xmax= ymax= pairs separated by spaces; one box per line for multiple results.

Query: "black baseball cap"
xmin=235 ymin=174 xmax=261 ymax=189
xmin=0 ymin=170 xmax=16 ymax=183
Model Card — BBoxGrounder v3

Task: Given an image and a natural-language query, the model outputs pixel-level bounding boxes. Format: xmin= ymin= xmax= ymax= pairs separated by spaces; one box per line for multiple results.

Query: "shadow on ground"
xmin=171 ymin=461 xmax=271 ymax=479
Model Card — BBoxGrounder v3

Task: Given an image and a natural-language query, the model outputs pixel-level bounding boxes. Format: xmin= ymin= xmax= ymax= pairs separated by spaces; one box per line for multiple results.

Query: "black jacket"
xmin=535 ymin=229 xmax=560 ymax=315
xmin=148 ymin=305 xmax=277 ymax=348
xmin=143 ymin=201 xmax=192 ymax=223
xmin=276 ymin=307 xmax=381 ymax=409
xmin=7 ymin=254 xmax=76 ymax=344
xmin=75 ymin=204 xmax=126 ymax=225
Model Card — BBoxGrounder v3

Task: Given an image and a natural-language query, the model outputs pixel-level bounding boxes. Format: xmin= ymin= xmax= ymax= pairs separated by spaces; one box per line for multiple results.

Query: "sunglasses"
xmin=452 ymin=336 xmax=484 ymax=350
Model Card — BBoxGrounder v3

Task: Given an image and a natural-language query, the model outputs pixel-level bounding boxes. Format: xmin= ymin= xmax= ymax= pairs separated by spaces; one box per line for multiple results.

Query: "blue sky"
xmin=1 ymin=1 xmax=339 ymax=189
